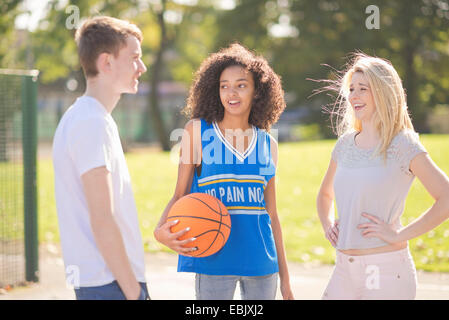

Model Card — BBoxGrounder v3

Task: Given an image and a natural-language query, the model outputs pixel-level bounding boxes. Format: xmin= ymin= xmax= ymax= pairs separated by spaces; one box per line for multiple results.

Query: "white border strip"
xmin=197 ymin=173 xmax=265 ymax=184
xmin=228 ymin=209 xmax=268 ymax=215
xmin=213 ymin=122 xmax=257 ymax=162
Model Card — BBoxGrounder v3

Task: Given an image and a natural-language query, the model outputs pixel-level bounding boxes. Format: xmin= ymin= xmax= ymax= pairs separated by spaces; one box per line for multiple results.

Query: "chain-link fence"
xmin=0 ymin=69 xmax=38 ymax=288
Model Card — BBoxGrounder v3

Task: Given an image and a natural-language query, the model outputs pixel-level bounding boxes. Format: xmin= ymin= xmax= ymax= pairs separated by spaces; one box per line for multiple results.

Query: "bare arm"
xmin=402 ymin=154 xmax=449 ymax=238
xmin=316 ymin=159 xmax=339 ymax=247
xmin=154 ymin=119 xmax=201 ymax=254
xmin=265 ymin=137 xmax=294 ymax=300
xmin=81 ymin=166 xmax=140 ymax=300
xmin=360 ymin=153 xmax=449 ymax=243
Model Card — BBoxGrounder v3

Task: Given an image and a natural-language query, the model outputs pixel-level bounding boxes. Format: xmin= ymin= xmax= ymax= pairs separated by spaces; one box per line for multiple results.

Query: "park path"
xmin=1 ymin=244 xmax=449 ymax=300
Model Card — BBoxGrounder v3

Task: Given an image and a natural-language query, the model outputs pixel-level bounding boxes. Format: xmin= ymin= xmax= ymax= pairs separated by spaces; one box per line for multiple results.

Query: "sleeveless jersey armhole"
xmin=194 ymin=118 xmax=203 ymax=177
xmin=265 ymin=132 xmax=276 ymax=183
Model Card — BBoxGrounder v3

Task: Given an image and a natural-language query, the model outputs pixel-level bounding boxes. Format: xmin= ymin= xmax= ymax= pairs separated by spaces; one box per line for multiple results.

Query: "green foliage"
xmin=24 ymin=0 xmax=218 ymax=86
xmin=0 ymin=73 xmax=23 ymax=161
xmin=3 ymin=0 xmax=448 ymax=137
xmin=169 ymin=5 xmax=219 ymax=84
xmin=0 ymin=0 xmax=24 ymax=68
xmin=31 ymin=0 xmax=130 ymax=82
xmin=212 ymin=0 xmax=449 ymax=132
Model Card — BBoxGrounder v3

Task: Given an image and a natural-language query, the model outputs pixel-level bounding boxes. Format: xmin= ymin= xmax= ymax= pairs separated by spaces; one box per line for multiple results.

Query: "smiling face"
xmin=109 ymin=35 xmax=147 ymax=94
xmin=219 ymin=65 xmax=255 ymax=119
xmin=348 ymin=71 xmax=376 ymax=123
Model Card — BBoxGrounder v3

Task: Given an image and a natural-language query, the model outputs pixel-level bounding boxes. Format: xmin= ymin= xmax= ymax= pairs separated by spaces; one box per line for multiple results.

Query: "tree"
xmin=0 ymin=0 xmax=26 ymax=162
xmin=135 ymin=0 xmax=170 ymax=150
xmin=138 ymin=0 xmax=219 ymax=148
xmin=0 ymin=0 xmax=23 ymax=68
xmin=286 ymin=0 xmax=449 ymax=132
xmin=211 ymin=0 xmax=449 ymax=133
xmin=29 ymin=0 xmax=219 ymax=149
xmin=11 ymin=0 xmax=448 ymax=141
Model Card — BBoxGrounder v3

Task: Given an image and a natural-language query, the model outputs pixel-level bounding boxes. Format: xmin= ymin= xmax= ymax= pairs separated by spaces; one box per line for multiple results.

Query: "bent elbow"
xmin=317 ymin=190 xmax=333 ymax=205
xmin=444 ymin=192 xmax=449 ymax=219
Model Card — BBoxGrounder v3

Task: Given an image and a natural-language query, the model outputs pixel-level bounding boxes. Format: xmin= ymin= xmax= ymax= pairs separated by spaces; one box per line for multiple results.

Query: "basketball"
xmin=166 ymin=193 xmax=231 ymax=257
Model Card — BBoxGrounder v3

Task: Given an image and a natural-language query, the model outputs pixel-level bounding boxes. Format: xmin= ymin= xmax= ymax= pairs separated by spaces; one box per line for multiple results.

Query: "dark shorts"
xmin=74 ymin=281 xmax=150 ymax=300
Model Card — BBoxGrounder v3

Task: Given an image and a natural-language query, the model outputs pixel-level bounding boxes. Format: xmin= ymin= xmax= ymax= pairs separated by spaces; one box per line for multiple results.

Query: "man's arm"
xmin=81 ymin=166 xmax=141 ymax=300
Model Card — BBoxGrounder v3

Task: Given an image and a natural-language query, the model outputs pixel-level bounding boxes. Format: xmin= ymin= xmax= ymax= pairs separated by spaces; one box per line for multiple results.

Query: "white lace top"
xmin=331 ymin=129 xmax=427 ymax=250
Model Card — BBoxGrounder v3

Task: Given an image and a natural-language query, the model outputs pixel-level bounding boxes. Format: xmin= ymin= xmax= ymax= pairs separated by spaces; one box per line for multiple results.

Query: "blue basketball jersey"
xmin=177 ymin=118 xmax=279 ymax=276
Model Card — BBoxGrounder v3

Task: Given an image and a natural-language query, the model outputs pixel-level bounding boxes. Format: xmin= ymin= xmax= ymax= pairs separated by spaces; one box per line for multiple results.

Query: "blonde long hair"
xmin=334 ymin=53 xmax=415 ymax=158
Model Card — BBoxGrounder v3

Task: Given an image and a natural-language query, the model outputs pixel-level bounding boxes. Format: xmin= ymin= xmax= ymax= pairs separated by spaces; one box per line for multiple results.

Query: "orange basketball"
xmin=166 ymin=193 xmax=231 ymax=257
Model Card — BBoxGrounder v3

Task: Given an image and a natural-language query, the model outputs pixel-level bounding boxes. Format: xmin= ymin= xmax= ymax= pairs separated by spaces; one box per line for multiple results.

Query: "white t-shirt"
xmin=52 ymin=95 xmax=146 ymax=287
xmin=331 ymin=129 xmax=427 ymax=250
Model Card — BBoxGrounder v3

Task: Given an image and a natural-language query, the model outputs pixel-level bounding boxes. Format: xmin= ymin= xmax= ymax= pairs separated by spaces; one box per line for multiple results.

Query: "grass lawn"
xmin=37 ymin=134 xmax=449 ymax=272
xmin=0 ymin=162 xmax=24 ymax=241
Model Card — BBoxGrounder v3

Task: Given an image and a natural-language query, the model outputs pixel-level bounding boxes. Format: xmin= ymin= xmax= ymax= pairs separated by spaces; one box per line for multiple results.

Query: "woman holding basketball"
xmin=316 ymin=53 xmax=449 ymax=299
xmin=154 ymin=43 xmax=294 ymax=300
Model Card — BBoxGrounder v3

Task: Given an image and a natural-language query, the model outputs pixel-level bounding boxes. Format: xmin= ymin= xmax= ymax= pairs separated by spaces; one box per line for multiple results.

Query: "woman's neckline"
xmin=212 ymin=121 xmax=257 ymax=161
xmin=352 ymin=131 xmax=377 ymax=151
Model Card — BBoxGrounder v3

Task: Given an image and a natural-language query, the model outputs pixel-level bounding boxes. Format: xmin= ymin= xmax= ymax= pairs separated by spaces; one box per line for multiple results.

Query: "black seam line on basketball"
xmin=186 ymin=195 xmax=230 ymax=217
xmin=200 ymin=197 xmax=227 ymax=257
xmin=194 ymin=197 xmax=224 ymax=257
xmin=216 ymin=197 xmax=223 ymax=256
xmin=194 ymin=229 xmax=225 ymax=257
xmin=193 ymin=229 xmax=225 ymax=256
xmin=169 ymin=215 xmax=231 ymax=229
xmin=215 ymin=197 xmax=223 ymax=216
xmin=193 ymin=229 xmax=225 ymax=239
xmin=176 ymin=196 xmax=229 ymax=257
xmin=191 ymin=198 xmax=225 ymax=257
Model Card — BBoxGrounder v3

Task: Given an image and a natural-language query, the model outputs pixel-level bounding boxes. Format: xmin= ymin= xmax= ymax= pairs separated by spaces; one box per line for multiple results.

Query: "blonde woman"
xmin=316 ymin=53 xmax=449 ymax=300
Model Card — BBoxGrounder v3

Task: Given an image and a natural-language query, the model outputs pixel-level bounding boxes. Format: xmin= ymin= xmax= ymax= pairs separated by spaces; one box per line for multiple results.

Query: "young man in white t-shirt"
xmin=52 ymin=16 xmax=148 ymax=300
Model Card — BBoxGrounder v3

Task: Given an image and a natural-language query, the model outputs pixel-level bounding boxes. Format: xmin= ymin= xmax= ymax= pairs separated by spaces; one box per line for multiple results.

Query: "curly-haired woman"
xmin=154 ymin=43 xmax=294 ymax=300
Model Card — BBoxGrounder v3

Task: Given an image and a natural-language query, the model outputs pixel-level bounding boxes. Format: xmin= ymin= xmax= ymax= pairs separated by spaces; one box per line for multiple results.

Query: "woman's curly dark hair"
xmin=182 ymin=43 xmax=286 ymax=131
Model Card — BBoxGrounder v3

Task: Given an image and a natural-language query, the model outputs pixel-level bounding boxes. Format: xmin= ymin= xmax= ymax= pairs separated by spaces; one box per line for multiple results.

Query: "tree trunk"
xmin=400 ymin=1 xmax=427 ymax=132
xmin=403 ymin=44 xmax=420 ymax=126
xmin=140 ymin=0 xmax=171 ymax=151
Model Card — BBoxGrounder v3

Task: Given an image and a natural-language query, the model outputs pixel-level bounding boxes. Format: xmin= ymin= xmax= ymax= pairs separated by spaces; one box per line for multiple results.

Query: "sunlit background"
xmin=1 ymin=0 xmax=449 ymax=278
